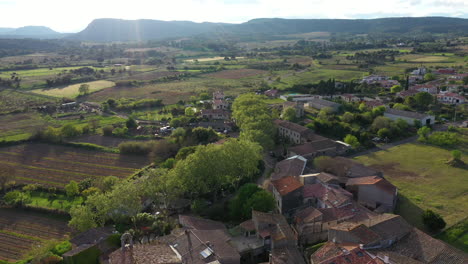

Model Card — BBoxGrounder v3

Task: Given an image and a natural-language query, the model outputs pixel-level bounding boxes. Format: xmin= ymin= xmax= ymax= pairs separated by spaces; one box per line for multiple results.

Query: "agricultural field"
xmin=205 ymin=69 xmax=267 ymax=79
xmin=88 ymin=73 xmax=266 ymax=104
xmin=0 ymin=113 xmax=48 ymax=142
xmin=110 ymin=70 xmax=183 ymax=81
xmin=0 ymin=208 xmax=71 ymax=263
xmin=274 ymin=68 xmax=366 ymax=89
xmin=355 ymin=142 xmax=468 ymax=231
xmin=71 ymin=135 xmax=148 ymax=148
xmin=0 ymin=143 xmax=150 ymax=188
xmin=0 ymin=89 xmax=57 ymax=114
xmin=31 ymin=80 xmax=116 ymax=98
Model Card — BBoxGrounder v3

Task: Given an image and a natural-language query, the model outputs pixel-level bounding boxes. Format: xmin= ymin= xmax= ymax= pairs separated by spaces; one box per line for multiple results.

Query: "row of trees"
xmin=232 ymin=94 xmax=276 ymax=149
xmin=68 ymin=138 xmax=264 ymax=231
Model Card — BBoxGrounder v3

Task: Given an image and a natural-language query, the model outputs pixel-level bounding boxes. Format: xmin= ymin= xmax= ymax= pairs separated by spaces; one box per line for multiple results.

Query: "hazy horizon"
xmin=0 ymin=0 xmax=467 ymax=33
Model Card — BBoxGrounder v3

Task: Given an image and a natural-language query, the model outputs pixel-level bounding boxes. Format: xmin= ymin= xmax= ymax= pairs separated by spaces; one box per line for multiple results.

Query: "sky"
xmin=0 ymin=0 xmax=466 ymax=32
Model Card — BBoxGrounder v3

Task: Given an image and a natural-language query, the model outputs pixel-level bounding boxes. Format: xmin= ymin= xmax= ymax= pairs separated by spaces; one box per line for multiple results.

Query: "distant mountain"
xmin=236 ymin=17 xmax=468 ymax=35
xmin=0 ymin=28 xmax=14 ymax=34
xmin=70 ymin=17 xmax=468 ymax=42
xmin=70 ymin=19 xmax=230 ymax=42
xmin=0 ymin=26 xmax=64 ymax=39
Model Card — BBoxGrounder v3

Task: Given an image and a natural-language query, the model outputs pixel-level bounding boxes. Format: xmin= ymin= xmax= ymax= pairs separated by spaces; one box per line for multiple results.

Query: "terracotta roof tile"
xmin=272 ymin=176 xmax=304 ymax=196
xmin=346 ymin=176 xmax=397 ymax=195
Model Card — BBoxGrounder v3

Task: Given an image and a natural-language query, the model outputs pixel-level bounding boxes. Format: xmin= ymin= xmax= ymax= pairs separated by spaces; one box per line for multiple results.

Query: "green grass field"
xmin=355 ymin=143 xmax=467 ymax=231
xmin=436 ymin=218 xmax=468 ymax=252
xmin=31 ymin=80 xmax=116 ymax=98
xmin=26 ymin=191 xmax=84 ymax=213
xmin=275 ymin=68 xmax=366 ymax=89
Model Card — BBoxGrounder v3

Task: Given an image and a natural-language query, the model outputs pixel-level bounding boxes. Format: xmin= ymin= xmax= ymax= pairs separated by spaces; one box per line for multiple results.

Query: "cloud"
xmin=0 ymin=0 xmax=466 ymax=32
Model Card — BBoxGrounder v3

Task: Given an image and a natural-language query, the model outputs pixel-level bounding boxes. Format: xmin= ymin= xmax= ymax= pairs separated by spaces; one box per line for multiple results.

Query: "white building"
xmin=384 ymin=108 xmax=435 ymax=126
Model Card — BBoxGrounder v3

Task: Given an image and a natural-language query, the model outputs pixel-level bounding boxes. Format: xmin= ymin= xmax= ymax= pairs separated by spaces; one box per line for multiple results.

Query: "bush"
xmin=191 ymin=199 xmax=209 ymax=215
xmin=427 ymin=132 xmax=459 ymax=147
xmin=52 ymin=241 xmax=72 ymax=256
xmin=118 ymin=141 xmax=155 ymax=155
xmin=61 ymin=124 xmax=81 ymax=138
xmin=451 ymin=150 xmax=462 ymax=160
xmin=102 ymin=126 xmax=114 ymax=136
xmin=422 ymin=209 xmax=446 ymax=232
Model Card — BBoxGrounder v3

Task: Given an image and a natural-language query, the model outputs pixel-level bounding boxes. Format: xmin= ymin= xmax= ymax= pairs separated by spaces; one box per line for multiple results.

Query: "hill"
xmin=0 ymin=26 xmax=63 ymax=39
xmin=70 ymin=17 xmax=468 ymax=42
xmin=70 ymin=18 xmax=230 ymax=42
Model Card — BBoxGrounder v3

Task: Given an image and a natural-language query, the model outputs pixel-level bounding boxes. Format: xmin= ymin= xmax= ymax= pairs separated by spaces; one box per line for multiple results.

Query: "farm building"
xmin=384 ymin=108 xmax=435 ymax=126
xmin=305 ymin=98 xmax=341 ymax=111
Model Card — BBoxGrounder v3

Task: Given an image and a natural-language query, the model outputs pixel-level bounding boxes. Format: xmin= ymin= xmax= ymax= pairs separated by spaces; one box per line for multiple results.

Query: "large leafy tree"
xmin=232 ymin=94 xmax=275 ymax=149
xmin=171 ymin=139 xmax=262 ymax=200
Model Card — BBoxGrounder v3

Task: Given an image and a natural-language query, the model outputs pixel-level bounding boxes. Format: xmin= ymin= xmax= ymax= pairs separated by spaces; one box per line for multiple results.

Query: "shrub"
xmin=61 ymin=124 xmax=81 ymax=138
xmin=65 ymin=181 xmax=80 ymax=197
xmin=451 ymin=150 xmax=462 ymax=160
xmin=422 ymin=209 xmax=446 ymax=232
xmin=427 ymin=132 xmax=459 ymax=147
xmin=118 ymin=141 xmax=154 ymax=155
xmin=102 ymin=126 xmax=114 ymax=136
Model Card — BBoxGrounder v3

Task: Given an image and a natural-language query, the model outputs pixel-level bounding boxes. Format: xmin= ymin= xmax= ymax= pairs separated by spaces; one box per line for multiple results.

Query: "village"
xmin=56 ymin=66 xmax=468 ymax=264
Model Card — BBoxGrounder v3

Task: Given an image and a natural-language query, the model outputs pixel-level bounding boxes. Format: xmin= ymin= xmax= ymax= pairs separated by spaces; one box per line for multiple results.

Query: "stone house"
xmin=271 ymin=176 xmax=304 ymax=215
xmin=346 ymin=176 xmax=398 ymax=213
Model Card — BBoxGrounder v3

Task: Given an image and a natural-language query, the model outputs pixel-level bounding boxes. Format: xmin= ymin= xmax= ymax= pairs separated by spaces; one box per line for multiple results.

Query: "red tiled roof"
xmin=312 ymin=243 xmax=384 ymax=264
xmin=272 ymin=176 xmax=303 ymax=196
xmin=303 ymin=183 xmax=353 ymax=208
xmin=347 ymin=176 xmax=397 ymax=195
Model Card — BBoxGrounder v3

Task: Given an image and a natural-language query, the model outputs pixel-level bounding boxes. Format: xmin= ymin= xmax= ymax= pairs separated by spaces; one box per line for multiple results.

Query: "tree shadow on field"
xmin=395 ymin=194 xmax=428 ymax=232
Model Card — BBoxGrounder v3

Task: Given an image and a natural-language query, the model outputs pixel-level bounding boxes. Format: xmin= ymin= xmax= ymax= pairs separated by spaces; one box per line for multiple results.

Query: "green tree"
xmin=424 ymin=73 xmax=435 ymax=81
xmin=229 ymin=184 xmax=275 ymax=221
xmin=282 ymin=107 xmax=297 ymax=122
xmin=126 ymin=117 xmax=137 ymax=129
xmin=244 ymin=190 xmax=275 ymax=218
xmin=422 ymin=209 xmax=446 ymax=232
xmin=65 ymin=181 xmax=80 ymax=197
xmin=61 ymin=124 xmax=81 ymax=138
xmin=358 ymin=103 xmax=367 ymax=112
xmin=185 ymin=107 xmax=195 ymax=117
xmin=371 ymin=116 xmax=392 ymax=132
xmin=390 ymin=85 xmax=403 ymax=93
xmin=79 ymin=84 xmax=90 ymax=95
xmin=175 ymin=146 xmax=198 ymax=160
xmin=341 ymin=112 xmax=354 ymax=123
xmin=417 ymin=126 xmax=431 ymax=141
xmin=190 ymin=127 xmax=219 ymax=145
xmin=415 ymin=92 xmax=433 ymax=109
xmin=377 ymin=128 xmax=391 ymax=139
xmin=344 ymin=134 xmax=360 ymax=149
xmin=318 ymin=107 xmax=334 ymax=120
xmin=4 ymin=191 xmax=31 ymax=207
xmin=69 ymin=205 xmax=98 ymax=231
xmin=232 ymin=94 xmax=275 ymax=149
xmin=171 ymin=139 xmax=262 ymax=200
xmin=392 ymin=103 xmax=409 ymax=111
